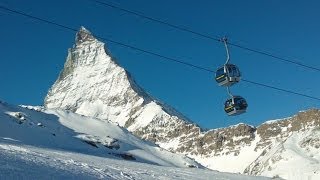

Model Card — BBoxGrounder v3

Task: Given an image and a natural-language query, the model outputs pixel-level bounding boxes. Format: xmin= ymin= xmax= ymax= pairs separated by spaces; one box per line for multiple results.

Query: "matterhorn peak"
xmin=45 ymin=26 xmax=152 ymax=124
xmin=75 ymin=26 xmax=96 ymax=45
xmin=45 ymin=26 xmax=194 ymax=128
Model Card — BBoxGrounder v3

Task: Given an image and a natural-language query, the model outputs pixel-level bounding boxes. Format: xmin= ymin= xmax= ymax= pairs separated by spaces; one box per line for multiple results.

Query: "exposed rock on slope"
xmin=244 ymin=110 xmax=320 ymax=179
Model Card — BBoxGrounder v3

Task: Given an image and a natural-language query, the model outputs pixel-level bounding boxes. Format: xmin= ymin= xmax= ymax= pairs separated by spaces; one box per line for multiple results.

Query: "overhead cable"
xmin=86 ymin=0 xmax=320 ymax=72
xmin=1 ymin=5 xmax=319 ymax=101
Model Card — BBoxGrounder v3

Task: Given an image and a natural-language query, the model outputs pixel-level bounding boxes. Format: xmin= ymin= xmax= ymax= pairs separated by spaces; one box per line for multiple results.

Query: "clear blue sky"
xmin=1 ymin=0 xmax=320 ymax=129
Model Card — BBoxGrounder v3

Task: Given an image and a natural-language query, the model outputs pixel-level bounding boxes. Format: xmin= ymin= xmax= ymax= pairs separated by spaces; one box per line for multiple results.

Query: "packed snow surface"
xmin=0 ymin=101 xmax=270 ymax=179
xmin=0 ymin=143 xmax=271 ymax=180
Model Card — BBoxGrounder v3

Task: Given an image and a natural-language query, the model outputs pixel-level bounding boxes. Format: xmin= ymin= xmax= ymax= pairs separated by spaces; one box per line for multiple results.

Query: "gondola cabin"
xmin=224 ymin=96 xmax=248 ymax=116
xmin=215 ymin=64 xmax=241 ymax=87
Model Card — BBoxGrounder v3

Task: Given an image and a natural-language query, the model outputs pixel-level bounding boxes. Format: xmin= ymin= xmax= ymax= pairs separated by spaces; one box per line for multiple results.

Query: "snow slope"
xmin=0 ymin=143 xmax=271 ymax=180
xmin=0 ymin=101 xmax=200 ymax=168
xmin=0 ymin=101 xmax=271 ymax=179
xmin=245 ymin=130 xmax=320 ymax=180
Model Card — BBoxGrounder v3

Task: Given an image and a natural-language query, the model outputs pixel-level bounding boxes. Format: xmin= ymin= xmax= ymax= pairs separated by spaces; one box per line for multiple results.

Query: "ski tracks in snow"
xmin=0 ymin=142 xmax=270 ymax=179
xmin=0 ymin=143 xmax=154 ymax=179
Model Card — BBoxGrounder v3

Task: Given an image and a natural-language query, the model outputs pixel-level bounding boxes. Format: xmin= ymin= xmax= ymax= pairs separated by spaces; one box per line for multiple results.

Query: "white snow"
xmin=259 ymin=131 xmax=320 ymax=180
xmin=128 ymin=102 xmax=163 ymax=131
xmin=0 ymin=143 xmax=268 ymax=180
xmin=158 ymin=137 xmax=181 ymax=151
xmin=0 ymin=102 xmax=269 ymax=179
xmin=264 ymin=118 xmax=288 ymax=124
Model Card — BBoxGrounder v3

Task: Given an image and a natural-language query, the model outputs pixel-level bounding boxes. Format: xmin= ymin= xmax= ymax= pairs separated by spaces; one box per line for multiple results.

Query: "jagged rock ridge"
xmin=45 ymin=27 xmax=320 ymax=179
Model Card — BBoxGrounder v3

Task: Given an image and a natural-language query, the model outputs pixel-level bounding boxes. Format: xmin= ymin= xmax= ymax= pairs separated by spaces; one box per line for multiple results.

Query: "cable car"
xmin=215 ymin=64 xmax=241 ymax=86
xmin=224 ymin=96 xmax=248 ymax=116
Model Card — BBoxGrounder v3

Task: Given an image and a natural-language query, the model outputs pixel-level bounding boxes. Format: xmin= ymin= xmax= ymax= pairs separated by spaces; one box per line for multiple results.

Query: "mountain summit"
xmin=75 ymin=26 xmax=96 ymax=45
xmin=44 ymin=27 xmax=320 ymax=179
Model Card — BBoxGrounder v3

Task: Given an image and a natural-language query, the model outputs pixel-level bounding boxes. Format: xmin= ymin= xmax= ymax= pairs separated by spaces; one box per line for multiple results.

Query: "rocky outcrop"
xmin=255 ymin=109 xmax=320 ymax=149
xmin=244 ymin=109 xmax=320 ymax=178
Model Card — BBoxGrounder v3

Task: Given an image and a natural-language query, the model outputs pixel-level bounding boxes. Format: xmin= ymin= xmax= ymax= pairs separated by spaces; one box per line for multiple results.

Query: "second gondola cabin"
xmin=224 ymin=96 xmax=248 ymax=116
xmin=215 ymin=64 xmax=241 ymax=87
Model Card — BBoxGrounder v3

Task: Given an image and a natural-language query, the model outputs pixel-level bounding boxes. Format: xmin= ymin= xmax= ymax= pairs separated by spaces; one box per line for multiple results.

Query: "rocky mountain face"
xmin=244 ymin=110 xmax=320 ymax=179
xmin=44 ymin=27 xmax=320 ymax=179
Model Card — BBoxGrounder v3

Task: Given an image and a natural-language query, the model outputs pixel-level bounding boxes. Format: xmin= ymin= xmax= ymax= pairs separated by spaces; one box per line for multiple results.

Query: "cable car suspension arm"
xmin=226 ymin=86 xmax=233 ymax=98
xmin=223 ymin=37 xmax=230 ymax=65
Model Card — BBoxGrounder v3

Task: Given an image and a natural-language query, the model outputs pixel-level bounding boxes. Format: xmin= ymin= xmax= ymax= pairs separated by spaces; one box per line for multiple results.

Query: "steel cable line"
xmin=1 ymin=5 xmax=320 ymax=101
xmin=84 ymin=0 xmax=222 ymax=41
xmin=0 ymin=6 xmax=211 ymax=72
xmin=85 ymin=0 xmax=320 ymax=72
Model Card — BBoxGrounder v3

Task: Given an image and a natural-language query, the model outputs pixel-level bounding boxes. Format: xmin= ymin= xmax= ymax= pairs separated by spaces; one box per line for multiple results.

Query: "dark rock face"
xmin=300 ymin=128 xmax=320 ymax=149
xmin=135 ymin=120 xmax=257 ymax=156
xmin=75 ymin=26 xmax=96 ymax=45
xmin=188 ymin=124 xmax=256 ymax=156
xmin=255 ymin=109 xmax=320 ymax=150
xmin=291 ymin=109 xmax=320 ymax=130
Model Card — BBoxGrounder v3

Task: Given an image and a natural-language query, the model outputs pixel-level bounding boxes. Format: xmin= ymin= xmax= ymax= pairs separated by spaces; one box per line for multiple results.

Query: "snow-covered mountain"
xmin=0 ymin=101 xmax=269 ymax=179
xmin=44 ymin=27 xmax=320 ymax=180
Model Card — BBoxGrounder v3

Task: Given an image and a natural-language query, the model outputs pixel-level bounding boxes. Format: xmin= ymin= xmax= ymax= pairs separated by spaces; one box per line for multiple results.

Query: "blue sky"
xmin=1 ymin=0 xmax=320 ymax=129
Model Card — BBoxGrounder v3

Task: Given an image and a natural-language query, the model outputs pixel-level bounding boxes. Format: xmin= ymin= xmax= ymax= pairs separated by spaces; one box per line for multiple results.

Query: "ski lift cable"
xmin=86 ymin=0 xmax=320 ymax=72
xmin=84 ymin=0 xmax=222 ymax=41
xmin=1 ymin=5 xmax=320 ymax=101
